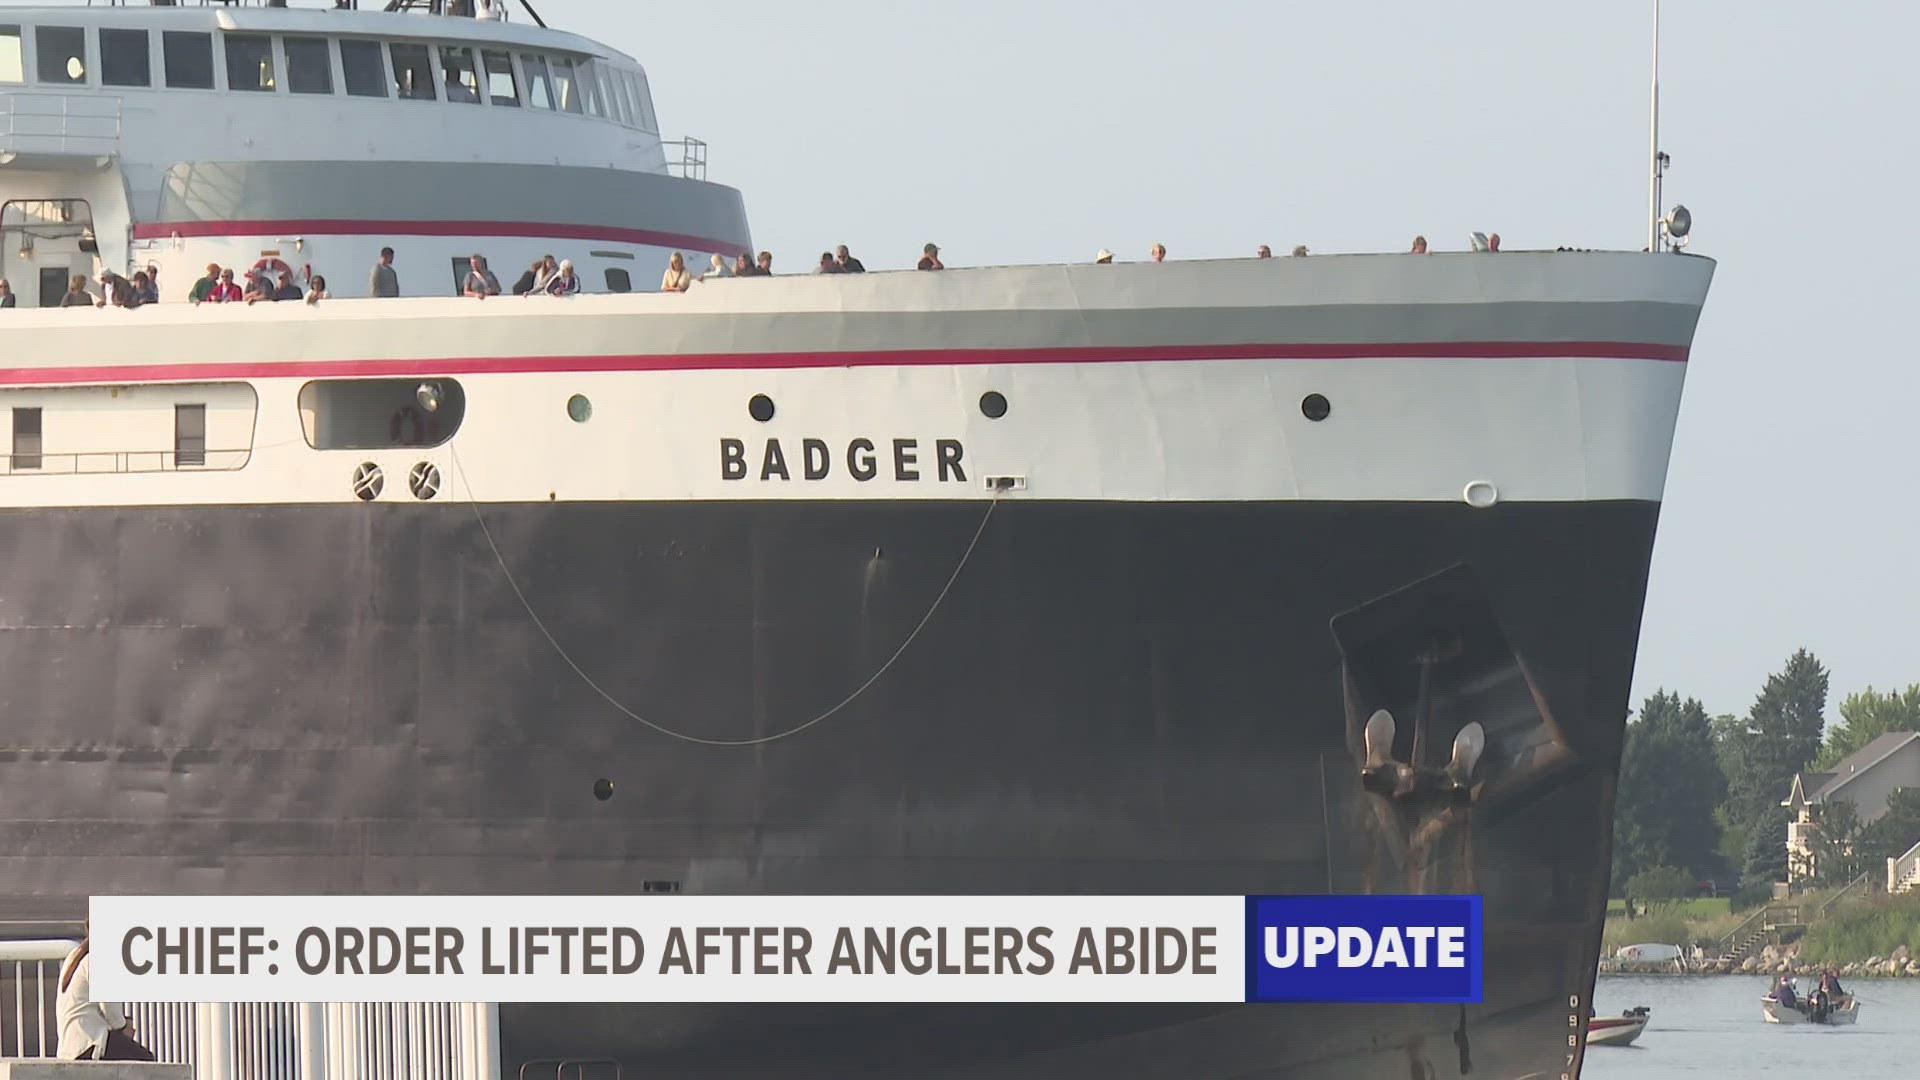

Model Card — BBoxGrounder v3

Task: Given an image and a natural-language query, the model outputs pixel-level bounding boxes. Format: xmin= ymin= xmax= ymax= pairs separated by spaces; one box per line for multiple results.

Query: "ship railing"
xmin=2 ymin=447 xmax=251 ymax=476
xmin=79 ymin=2 xmax=510 ymax=17
xmin=0 ymin=939 xmax=500 ymax=1080
xmin=0 ymin=94 xmax=123 ymax=161
xmin=663 ymin=137 xmax=707 ymax=182
xmin=1891 ymin=837 xmax=1920 ymax=895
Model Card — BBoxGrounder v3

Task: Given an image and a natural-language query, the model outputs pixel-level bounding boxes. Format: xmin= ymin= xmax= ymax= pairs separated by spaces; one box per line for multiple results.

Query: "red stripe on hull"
xmin=130 ymin=219 xmax=748 ymax=255
xmin=0 ymin=341 xmax=1688 ymax=386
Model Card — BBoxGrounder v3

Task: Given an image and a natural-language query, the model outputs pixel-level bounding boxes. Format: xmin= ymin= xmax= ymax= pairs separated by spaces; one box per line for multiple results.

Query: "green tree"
xmin=1724 ymin=649 xmax=1829 ymax=835
xmin=1859 ymin=787 xmax=1920 ymax=863
xmin=1817 ymin=686 xmax=1920 ymax=768
xmin=1625 ymin=865 xmax=1696 ymax=904
xmin=1793 ymin=799 xmax=1870 ymax=886
xmin=1743 ymin=805 xmax=1790 ymax=888
xmin=1611 ymin=690 xmax=1728 ymax=892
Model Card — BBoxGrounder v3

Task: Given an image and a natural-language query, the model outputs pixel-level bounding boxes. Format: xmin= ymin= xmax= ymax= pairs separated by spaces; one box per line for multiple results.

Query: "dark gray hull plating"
xmin=0 ymin=498 xmax=1652 ymax=1077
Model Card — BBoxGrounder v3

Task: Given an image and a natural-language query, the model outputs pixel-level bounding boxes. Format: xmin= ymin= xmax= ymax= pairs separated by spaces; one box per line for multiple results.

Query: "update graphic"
xmin=89 ymin=894 xmax=1481 ymax=1004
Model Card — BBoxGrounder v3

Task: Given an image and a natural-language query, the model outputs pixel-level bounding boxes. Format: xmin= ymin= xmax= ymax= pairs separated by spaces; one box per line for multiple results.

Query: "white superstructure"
xmin=0 ymin=0 xmax=749 ymax=303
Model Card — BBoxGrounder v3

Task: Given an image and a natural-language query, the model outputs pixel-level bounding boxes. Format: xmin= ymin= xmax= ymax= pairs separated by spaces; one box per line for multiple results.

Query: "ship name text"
xmin=721 ymin=437 xmax=967 ymax=482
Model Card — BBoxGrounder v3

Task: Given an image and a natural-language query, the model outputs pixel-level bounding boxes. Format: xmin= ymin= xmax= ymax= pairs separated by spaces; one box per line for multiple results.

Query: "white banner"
xmin=89 ymin=895 xmax=1246 ymax=1004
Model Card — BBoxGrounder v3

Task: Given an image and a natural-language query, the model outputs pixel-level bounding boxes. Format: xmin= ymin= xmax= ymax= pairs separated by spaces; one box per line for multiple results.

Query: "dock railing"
xmin=0 ymin=940 xmax=499 ymax=1080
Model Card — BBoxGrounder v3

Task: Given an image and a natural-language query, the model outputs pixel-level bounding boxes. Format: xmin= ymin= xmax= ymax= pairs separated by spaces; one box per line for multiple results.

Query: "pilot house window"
xmin=284 ymin=37 xmax=332 ymax=95
xmin=439 ymin=46 xmax=480 ymax=104
xmin=389 ymin=42 xmax=434 ymax=100
xmin=163 ymin=31 xmax=214 ymax=89
xmin=0 ymin=27 xmax=22 ymax=84
xmin=339 ymin=39 xmax=386 ymax=97
xmin=225 ymin=34 xmax=274 ymax=92
xmin=100 ymin=28 xmax=151 ymax=87
xmin=11 ymin=407 xmax=41 ymax=471
xmin=482 ymin=49 xmax=518 ymax=106
xmin=35 ymin=26 xmax=85 ymax=84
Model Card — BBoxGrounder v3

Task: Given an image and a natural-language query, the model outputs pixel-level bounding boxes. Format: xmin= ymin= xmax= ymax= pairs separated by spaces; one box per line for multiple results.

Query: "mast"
xmin=1648 ymin=0 xmax=1661 ymax=251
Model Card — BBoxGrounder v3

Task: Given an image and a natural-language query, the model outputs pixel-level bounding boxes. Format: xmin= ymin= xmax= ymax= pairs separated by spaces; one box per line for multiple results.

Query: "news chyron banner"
xmin=90 ymin=894 xmax=1481 ymax=1004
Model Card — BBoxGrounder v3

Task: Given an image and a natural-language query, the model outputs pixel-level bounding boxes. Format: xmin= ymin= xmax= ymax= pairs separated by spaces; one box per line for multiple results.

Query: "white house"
xmin=1782 ymin=731 xmax=1920 ymax=888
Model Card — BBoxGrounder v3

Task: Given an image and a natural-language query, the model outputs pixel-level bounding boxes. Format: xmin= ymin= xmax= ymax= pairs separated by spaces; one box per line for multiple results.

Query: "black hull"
xmin=0 ymin=498 xmax=1656 ymax=1077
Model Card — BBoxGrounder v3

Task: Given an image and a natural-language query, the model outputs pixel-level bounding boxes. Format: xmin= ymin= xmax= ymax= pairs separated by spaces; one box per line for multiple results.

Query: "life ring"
xmin=390 ymin=405 xmax=429 ymax=446
xmin=251 ymin=257 xmax=295 ymax=284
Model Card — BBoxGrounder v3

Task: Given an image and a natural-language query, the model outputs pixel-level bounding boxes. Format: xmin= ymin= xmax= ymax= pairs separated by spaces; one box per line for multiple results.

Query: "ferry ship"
xmin=0 ymin=2 xmax=1715 ymax=1078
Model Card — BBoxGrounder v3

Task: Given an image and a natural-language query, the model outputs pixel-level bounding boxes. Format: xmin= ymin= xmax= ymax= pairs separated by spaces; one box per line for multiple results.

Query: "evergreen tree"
xmin=1742 ymin=805 xmax=1790 ymax=888
xmin=1817 ymin=685 xmax=1920 ymax=767
xmin=1611 ymin=690 xmax=1728 ymax=891
xmin=1725 ymin=649 xmax=1829 ymax=834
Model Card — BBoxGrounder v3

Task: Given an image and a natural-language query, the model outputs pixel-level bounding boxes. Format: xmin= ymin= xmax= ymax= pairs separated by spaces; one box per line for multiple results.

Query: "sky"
xmin=575 ymin=0 xmax=1916 ymax=721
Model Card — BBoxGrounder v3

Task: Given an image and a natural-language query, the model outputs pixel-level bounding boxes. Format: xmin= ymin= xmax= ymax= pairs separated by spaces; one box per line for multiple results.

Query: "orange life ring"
xmin=390 ymin=406 xmax=426 ymax=446
xmin=251 ymin=257 xmax=294 ymax=283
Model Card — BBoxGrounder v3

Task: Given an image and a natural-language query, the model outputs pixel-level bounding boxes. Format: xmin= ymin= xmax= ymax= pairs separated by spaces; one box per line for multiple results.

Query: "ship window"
xmin=225 ymin=34 xmax=274 ymax=92
xmin=611 ymin=71 xmax=634 ymax=126
xmin=604 ymin=268 xmax=630 ymax=293
xmin=339 ymin=39 xmax=385 ymax=97
xmin=10 ymin=407 xmax=41 ymax=471
xmin=284 ymin=36 xmax=331 ymax=95
xmin=174 ymin=404 xmax=206 ymax=468
xmin=632 ymin=70 xmax=657 ymax=132
xmin=389 ymin=42 xmax=434 ymax=100
xmin=298 ymin=379 xmax=466 ymax=451
xmin=519 ymin=53 xmax=551 ymax=108
xmin=577 ymin=62 xmax=603 ymax=117
xmin=439 ymin=46 xmax=479 ymax=104
xmin=36 ymin=26 xmax=85 ymax=84
xmin=163 ymin=31 xmax=214 ymax=89
xmin=0 ymin=27 xmax=21 ymax=84
xmin=551 ymin=56 xmax=581 ymax=113
xmin=481 ymin=49 xmax=517 ymax=106
xmin=99 ymin=28 xmax=150 ymax=87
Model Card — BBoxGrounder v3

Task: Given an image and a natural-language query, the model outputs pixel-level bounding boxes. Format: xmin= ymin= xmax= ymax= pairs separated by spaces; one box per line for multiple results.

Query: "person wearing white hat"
xmin=1094 ymin=249 xmax=1114 ymax=263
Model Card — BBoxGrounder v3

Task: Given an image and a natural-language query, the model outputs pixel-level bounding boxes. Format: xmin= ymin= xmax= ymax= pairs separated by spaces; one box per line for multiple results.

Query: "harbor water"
xmin=1584 ymin=974 xmax=1920 ymax=1078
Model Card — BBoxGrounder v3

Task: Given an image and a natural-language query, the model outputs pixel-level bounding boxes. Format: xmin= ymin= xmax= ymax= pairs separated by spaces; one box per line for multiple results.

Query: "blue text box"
xmin=1244 ymin=895 xmax=1483 ymax=1003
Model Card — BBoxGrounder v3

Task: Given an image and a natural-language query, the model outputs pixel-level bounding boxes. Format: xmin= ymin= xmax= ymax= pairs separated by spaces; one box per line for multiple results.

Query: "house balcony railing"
xmin=1891 ymin=837 xmax=1920 ymax=895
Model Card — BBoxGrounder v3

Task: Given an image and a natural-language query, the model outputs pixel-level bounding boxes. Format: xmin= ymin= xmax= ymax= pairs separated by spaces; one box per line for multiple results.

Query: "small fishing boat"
xmin=1762 ymin=992 xmax=1859 ymax=1025
xmin=1586 ymin=1006 xmax=1651 ymax=1046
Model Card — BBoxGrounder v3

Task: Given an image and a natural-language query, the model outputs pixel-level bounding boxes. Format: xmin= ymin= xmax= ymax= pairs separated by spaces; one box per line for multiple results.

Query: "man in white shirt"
xmin=56 ymin=940 xmax=154 ymax=1061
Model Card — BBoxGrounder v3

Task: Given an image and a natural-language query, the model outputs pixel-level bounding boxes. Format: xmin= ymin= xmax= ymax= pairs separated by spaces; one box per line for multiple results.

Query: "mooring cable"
xmin=449 ymin=442 xmax=998 ymax=746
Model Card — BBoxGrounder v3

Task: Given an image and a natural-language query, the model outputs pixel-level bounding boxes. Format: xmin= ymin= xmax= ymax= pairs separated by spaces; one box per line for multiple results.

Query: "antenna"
xmin=1648 ymin=0 xmax=1661 ymax=251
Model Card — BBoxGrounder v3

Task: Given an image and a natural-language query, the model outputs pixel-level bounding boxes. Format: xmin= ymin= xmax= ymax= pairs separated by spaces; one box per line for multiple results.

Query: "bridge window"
xmin=163 ymin=31 xmax=214 ymax=89
xmin=482 ymin=49 xmax=517 ymax=106
xmin=101 ymin=28 xmax=150 ymax=87
xmin=10 ymin=407 xmax=41 ymax=471
xmin=36 ymin=26 xmax=85 ymax=84
xmin=390 ymin=42 xmax=434 ymax=100
xmin=519 ymin=53 xmax=551 ymax=108
xmin=578 ymin=63 xmax=603 ymax=118
xmin=439 ymin=45 xmax=479 ymax=104
xmin=298 ymin=379 xmax=466 ymax=451
xmin=607 ymin=70 xmax=631 ymax=125
xmin=632 ymin=70 xmax=657 ymax=132
xmin=339 ymin=38 xmax=385 ymax=97
xmin=284 ymin=36 xmax=331 ymax=95
xmin=225 ymin=34 xmax=274 ymax=92
xmin=551 ymin=57 xmax=581 ymax=113
xmin=0 ymin=27 xmax=19 ymax=84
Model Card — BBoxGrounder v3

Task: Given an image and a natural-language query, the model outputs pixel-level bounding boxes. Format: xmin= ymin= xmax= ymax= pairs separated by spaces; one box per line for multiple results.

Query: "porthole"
xmin=567 ymin=394 xmax=592 ymax=422
xmin=979 ymin=391 xmax=1008 ymax=419
xmin=1301 ymin=393 xmax=1331 ymax=421
xmin=593 ymin=778 xmax=615 ymax=802
xmin=748 ymin=394 xmax=775 ymax=422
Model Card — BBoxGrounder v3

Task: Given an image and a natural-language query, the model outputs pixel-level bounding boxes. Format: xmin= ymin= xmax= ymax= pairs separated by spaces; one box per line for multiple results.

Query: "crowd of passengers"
xmin=0 ymin=232 xmax=1502 ymax=309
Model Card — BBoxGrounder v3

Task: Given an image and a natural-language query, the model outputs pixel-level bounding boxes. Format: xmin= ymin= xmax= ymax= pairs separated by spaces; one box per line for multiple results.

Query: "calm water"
xmin=1582 ymin=974 xmax=1920 ymax=1079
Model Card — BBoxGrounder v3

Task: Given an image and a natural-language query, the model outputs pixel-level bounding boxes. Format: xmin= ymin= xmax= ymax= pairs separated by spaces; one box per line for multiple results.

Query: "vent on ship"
xmin=298 ymin=378 xmax=466 ymax=450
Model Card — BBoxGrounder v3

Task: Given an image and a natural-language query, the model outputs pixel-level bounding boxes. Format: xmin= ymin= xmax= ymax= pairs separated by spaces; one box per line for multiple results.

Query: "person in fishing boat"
xmin=1773 ymin=975 xmax=1798 ymax=1011
xmin=57 ymin=934 xmax=155 ymax=1061
xmin=1820 ymin=969 xmax=1846 ymax=999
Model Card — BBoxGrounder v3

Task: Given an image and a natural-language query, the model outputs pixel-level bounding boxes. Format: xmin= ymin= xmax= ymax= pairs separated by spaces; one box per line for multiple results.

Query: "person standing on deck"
xmin=369 ymin=247 xmax=399 ymax=298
